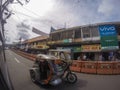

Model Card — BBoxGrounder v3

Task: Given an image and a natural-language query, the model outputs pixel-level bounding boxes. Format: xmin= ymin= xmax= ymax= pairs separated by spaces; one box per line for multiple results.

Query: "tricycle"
xmin=29 ymin=53 xmax=77 ymax=86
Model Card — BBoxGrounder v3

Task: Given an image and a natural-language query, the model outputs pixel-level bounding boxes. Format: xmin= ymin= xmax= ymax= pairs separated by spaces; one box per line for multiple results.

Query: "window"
xmin=75 ymin=28 xmax=81 ymax=38
xmin=60 ymin=30 xmax=73 ymax=40
xmin=61 ymin=31 xmax=66 ymax=40
xmin=91 ymin=26 xmax=99 ymax=37
xmin=82 ymin=27 xmax=91 ymax=38
xmin=67 ymin=30 xmax=73 ymax=39
xmin=51 ymin=33 xmax=61 ymax=41
xmin=53 ymin=33 xmax=57 ymax=41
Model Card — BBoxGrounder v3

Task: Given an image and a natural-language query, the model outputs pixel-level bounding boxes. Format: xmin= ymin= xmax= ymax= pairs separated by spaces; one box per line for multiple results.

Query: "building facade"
xmin=48 ymin=22 xmax=120 ymax=61
xmin=20 ymin=35 xmax=49 ymax=54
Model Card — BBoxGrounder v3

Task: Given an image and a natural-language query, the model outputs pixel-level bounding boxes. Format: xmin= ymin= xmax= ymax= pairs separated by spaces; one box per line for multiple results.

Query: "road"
xmin=5 ymin=50 xmax=120 ymax=90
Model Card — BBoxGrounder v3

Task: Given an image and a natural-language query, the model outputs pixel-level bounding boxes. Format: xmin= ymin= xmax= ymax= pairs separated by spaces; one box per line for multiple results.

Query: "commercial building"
xmin=48 ymin=22 xmax=120 ymax=61
xmin=20 ymin=35 xmax=49 ymax=54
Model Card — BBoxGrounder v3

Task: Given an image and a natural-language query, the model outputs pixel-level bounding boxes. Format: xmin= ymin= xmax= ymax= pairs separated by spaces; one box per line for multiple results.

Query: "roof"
xmin=50 ymin=21 xmax=120 ymax=34
xmin=23 ymin=35 xmax=49 ymax=43
xmin=36 ymin=54 xmax=58 ymax=60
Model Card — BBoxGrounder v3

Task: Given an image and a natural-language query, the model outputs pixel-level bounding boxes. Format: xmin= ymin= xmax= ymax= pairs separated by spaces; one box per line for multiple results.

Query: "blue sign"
xmin=99 ymin=25 xmax=117 ymax=36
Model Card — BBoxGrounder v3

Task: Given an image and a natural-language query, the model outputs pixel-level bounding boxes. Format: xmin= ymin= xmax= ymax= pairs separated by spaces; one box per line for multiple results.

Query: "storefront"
xmin=77 ymin=44 xmax=101 ymax=61
xmin=56 ymin=45 xmax=101 ymax=60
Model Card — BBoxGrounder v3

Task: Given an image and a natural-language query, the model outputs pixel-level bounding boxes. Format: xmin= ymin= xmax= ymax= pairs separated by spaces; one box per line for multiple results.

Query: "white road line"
xmin=14 ymin=58 xmax=20 ymax=63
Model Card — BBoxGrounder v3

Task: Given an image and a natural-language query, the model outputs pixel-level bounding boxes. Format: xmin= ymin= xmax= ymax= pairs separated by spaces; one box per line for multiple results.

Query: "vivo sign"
xmin=99 ymin=25 xmax=117 ymax=36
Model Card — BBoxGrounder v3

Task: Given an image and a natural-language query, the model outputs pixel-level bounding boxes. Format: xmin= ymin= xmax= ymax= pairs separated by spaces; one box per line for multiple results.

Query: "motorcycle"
xmin=29 ymin=53 xmax=77 ymax=86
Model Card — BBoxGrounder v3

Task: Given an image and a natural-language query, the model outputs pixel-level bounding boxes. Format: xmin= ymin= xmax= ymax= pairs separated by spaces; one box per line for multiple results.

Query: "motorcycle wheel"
xmin=66 ymin=73 xmax=77 ymax=84
xmin=30 ymin=70 xmax=37 ymax=83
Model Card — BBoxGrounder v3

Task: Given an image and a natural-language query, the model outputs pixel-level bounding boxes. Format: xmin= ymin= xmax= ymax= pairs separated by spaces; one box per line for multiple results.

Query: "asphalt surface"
xmin=5 ymin=50 xmax=120 ymax=90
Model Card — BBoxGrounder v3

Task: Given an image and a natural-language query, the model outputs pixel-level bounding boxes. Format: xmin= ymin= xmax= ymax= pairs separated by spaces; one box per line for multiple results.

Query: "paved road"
xmin=5 ymin=50 xmax=120 ymax=90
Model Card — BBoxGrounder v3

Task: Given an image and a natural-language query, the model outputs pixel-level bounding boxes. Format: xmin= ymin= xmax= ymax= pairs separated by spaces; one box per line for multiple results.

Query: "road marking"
xmin=14 ymin=58 xmax=20 ymax=63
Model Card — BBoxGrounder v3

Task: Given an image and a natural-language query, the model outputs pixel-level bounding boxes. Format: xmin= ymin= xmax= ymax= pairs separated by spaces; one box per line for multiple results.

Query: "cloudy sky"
xmin=5 ymin=0 xmax=120 ymax=43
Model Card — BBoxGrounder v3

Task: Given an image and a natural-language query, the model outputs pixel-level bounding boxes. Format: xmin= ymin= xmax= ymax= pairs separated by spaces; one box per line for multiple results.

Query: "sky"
xmin=4 ymin=0 xmax=120 ymax=43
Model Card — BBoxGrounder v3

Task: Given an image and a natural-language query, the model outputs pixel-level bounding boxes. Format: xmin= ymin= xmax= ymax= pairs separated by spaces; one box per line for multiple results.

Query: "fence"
xmin=70 ymin=60 xmax=120 ymax=75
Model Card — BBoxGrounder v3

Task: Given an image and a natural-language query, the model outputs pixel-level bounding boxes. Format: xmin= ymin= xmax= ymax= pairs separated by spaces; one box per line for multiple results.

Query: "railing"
xmin=71 ymin=60 xmax=120 ymax=75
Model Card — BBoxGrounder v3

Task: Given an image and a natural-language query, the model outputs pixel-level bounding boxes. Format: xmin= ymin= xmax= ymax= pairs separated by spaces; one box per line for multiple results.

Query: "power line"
xmin=12 ymin=5 xmax=23 ymax=22
xmin=21 ymin=6 xmax=41 ymax=17
xmin=10 ymin=4 xmax=65 ymax=29
xmin=11 ymin=7 xmax=40 ymax=19
xmin=13 ymin=10 xmax=35 ymax=18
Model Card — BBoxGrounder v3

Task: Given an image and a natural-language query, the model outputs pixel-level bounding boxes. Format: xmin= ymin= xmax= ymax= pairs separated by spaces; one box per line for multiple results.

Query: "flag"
xmin=50 ymin=26 xmax=56 ymax=32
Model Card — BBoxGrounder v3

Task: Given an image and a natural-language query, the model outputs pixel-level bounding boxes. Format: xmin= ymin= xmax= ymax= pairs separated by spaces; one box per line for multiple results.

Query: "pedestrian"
xmin=98 ymin=53 xmax=103 ymax=61
xmin=77 ymin=54 xmax=81 ymax=60
xmin=83 ymin=54 xmax=87 ymax=60
xmin=109 ymin=52 xmax=114 ymax=61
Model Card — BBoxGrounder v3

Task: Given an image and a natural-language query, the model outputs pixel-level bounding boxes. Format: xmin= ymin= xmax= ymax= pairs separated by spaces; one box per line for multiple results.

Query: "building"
xmin=48 ymin=22 xmax=120 ymax=61
xmin=21 ymin=35 xmax=49 ymax=54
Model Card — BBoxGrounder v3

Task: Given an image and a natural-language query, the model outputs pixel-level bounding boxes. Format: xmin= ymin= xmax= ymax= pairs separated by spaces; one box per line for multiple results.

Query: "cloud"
xmin=97 ymin=0 xmax=120 ymax=23
xmin=98 ymin=0 xmax=120 ymax=16
xmin=5 ymin=17 xmax=18 ymax=43
xmin=31 ymin=0 xmax=103 ymax=28
xmin=5 ymin=0 xmax=120 ymax=44
xmin=98 ymin=0 xmax=113 ymax=15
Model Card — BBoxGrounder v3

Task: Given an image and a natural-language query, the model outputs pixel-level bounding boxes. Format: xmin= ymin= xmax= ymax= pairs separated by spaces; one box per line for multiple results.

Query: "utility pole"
xmin=0 ymin=0 xmax=13 ymax=38
xmin=0 ymin=0 xmax=30 ymax=40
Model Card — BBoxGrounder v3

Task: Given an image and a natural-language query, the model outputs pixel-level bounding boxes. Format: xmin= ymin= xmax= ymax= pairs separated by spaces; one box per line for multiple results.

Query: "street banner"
xmin=32 ymin=27 xmax=48 ymax=36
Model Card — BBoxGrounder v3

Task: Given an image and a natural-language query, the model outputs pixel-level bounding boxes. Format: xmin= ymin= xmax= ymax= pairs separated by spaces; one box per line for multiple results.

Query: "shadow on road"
xmin=36 ymin=79 xmax=88 ymax=90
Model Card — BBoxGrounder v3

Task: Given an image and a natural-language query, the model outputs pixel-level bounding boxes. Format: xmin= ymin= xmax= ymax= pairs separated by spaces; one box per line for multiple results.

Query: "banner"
xmin=101 ymin=36 xmax=119 ymax=50
xmin=99 ymin=25 xmax=117 ymax=36
xmin=32 ymin=27 xmax=48 ymax=36
xmin=99 ymin=25 xmax=119 ymax=50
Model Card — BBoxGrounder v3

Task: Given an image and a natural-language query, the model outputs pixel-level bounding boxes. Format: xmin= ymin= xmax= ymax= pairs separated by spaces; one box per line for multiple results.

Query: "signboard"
xmin=36 ymin=44 xmax=49 ymax=49
xmin=99 ymin=25 xmax=117 ymax=36
xmin=63 ymin=47 xmax=82 ymax=52
xmin=63 ymin=39 xmax=72 ymax=43
xmin=81 ymin=45 xmax=101 ymax=52
xmin=99 ymin=25 xmax=119 ymax=50
xmin=73 ymin=47 xmax=82 ymax=52
xmin=101 ymin=36 xmax=119 ymax=50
